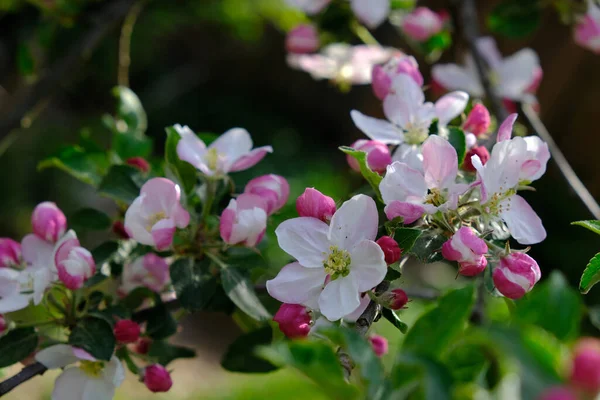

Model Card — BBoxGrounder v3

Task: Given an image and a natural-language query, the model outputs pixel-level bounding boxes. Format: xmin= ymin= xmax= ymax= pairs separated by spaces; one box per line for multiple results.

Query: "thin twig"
xmin=403 ymin=287 xmax=439 ymax=301
xmin=117 ymin=1 xmax=145 ymax=87
xmin=521 ymin=103 xmax=600 ymax=220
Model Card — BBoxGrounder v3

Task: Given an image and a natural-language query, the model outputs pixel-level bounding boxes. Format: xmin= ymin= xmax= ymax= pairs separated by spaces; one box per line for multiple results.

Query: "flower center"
xmin=206 ymin=148 xmax=220 ymax=171
xmin=486 ymin=188 xmax=517 ymax=214
xmin=146 ymin=211 xmax=167 ymax=231
xmin=425 ymin=188 xmax=444 ymax=206
xmin=404 ymin=123 xmax=429 ymax=145
xmin=323 ymin=246 xmax=351 ymax=279
xmin=80 ymin=360 xmax=104 ymax=378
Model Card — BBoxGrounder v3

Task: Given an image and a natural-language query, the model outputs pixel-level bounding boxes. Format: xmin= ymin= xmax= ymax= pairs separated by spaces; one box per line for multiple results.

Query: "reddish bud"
xmin=114 ymin=319 xmax=142 ymax=344
xmin=31 ymin=202 xmax=67 ymax=243
xmin=244 ymin=174 xmax=290 ymax=215
xmin=369 ymin=335 xmax=388 ymax=357
xmin=380 ymin=288 xmax=408 ymax=310
xmin=0 ymin=315 xmax=7 ymax=335
xmin=463 ymin=146 xmax=490 ymax=172
xmin=346 ymin=140 xmax=392 ymax=174
xmin=570 ymin=338 xmax=600 ymax=393
xmin=463 ymin=104 xmax=491 ymax=136
xmin=0 ymin=239 xmax=21 ymax=268
xmin=134 ymin=337 xmax=152 ymax=354
xmin=493 ymin=252 xmax=541 ymax=299
xmin=273 ymin=303 xmax=311 ymax=339
xmin=376 ymin=236 xmax=401 ymax=265
xmin=112 ymin=220 xmax=130 ymax=239
xmin=286 ymin=24 xmax=320 ymax=54
xmin=143 ymin=364 xmax=173 ymax=393
xmin=441 ymin=227 xmax=488 ymax=276
xmin=126 ymin=157 xmax=150 ymax=173
xmin=296 ymin=188 xmax=336 ymax=222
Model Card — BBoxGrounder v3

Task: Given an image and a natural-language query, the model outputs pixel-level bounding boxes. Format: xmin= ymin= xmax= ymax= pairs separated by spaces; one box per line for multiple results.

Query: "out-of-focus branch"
xmin=118 ymin=1 xmax=145 ymax=87
xmin=521 ymin=103 xmax=600 ymax=220
xmin=0 ymin=0 xmax=138 ymax=140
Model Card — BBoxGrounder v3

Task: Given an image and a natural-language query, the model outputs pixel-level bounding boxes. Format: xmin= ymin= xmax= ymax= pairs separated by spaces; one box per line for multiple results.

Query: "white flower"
xmin=351 ymin=0 xmax=390 ymax=29
xmin=266 ymin=194 xmax=387 ymax=321
xmin=36 ymin=344 xmax=125 ymax=400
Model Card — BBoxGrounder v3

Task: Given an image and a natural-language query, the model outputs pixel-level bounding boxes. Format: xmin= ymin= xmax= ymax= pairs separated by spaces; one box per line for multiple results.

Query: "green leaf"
xmin=111 ymin=86 xmax=147 ymax=134
xmin=148 ymin=341 xmax=196 ymax=366
xmin=447 ymin=127 xmax=467 ymax=166
xmin=91 ymin=241 xmax=119 ymax=266
xmin=382 ymin=308 xmax=408 ymax=334
xmin=17 ymin=43 xmax=34 ymax=76
xmin=98 ymin=165 xmax=141 ymax=204
xmin=580 ymin=252 xmax=600 ymax=294
xmin=572 ymin=220 xmax=600 ymax=235
xmin=390 ymin=0 xmax=416 ymax=10
xmin=165 ymin=126 xmax=198 ymax=195
xmin=258 ymin=340 xmax=359 ymax=399
xmin=69 ymin=208 xmax=112 ymax=231
xmin=113 ymin=133 xmax=153 ymax=160
xmin=514 ymin=271 xmax=583 ymax=341
xmin=488 ymin=0 xmax=542 ymax=38
xmin=69 ymin=317 xmax=116 ymax=361
xmin=339 ymin=146 xmax=383 ymax=201
xmin=394 ymin=228 xmax=422 ymax=253
xmin=423 ymin=31 xmax=452 ymax=53
xmin=121 ymin=287 xmax=155 ymax=310
xmin=0 ymin=328 xmax=39 ymax=368
xmin=221 ymin=266 xmax=271 ymax=321
xmin=143 ymin=302 xmax=177 ymax=340
xmin=170 ymin=257 xmax=218 ymax=312
xmin=443 ymin=342 xmax=490 ymax=383
xmin=319 ymin=326 xmax=385 ymax=399
xmin=391 ymin=353 xmax=453 ymax=400
xmin=221 ymin=326 xmax=278 ymax=373
xmin=38 ymin=145 xmax=109 ymax=186
xmin=403 ymin=285 xmax=475 ymax=356
xmin=410 ymin=230 xmax=447 ymax=263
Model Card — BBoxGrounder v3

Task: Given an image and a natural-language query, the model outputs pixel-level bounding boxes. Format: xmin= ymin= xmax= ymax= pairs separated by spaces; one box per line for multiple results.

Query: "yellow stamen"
xmin=323 ymin=246 xmax=351 ymax=279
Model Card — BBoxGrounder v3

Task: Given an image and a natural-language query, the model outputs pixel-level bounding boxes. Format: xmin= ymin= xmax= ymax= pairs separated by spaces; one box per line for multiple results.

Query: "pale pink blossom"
xmin=175 ymin=125 xmax=272 ymax=176
xmin=371 ymin=55 xmax=423 ymax=100
xmin=220 ymin=194 xmax=268 ymax=247
xmin=379 ymin=135 xmax=468 ymax=224
xmin=442 ymin=227 xmax=488 ymax=276
xmin=296 ymin=188 xmax=336 ymax=222
xmin=401 ymin=7 xmax=444 ymax=42
xmin=286 ymin=24 xmax=320 ymax=54
xmin=31 ymin=202 xmax=67 ymax=243
xmin=124 ymin=178 xmax=190 ymax=250
xmin=54 ymin=230 xmax=95 ymax=290
xmin=284 ymin=0 xmax=330 ymax=15
xmin=346 ymin=140 xmax=392 ymax=173
xmin=244 ymin=174 xmax=290 ymax=215
xmin=143 ymin=364 xmax=173 ymax=393
xmin=492 ymin=252 xmax=540 ymax=299
xmin=120 ymin=253 xmax=170 ymax=294
xmin=0 ymin=239 xmax=21 ymax=268
xmin=273 ymin=303 xmax=312 ymax=338
xmin=267 ymin=195 xmax=387 ymax=321
xmin=351 ymin=0 xmax=390 ymax=29
xmin=574 ymin=0 xmax=600 ymax=54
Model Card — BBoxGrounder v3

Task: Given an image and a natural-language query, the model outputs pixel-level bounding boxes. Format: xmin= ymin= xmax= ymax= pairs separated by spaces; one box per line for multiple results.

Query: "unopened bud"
xmin=125 ymin=157 xmax=150 ymax=173
xmin=463 ymin=146 xmax=490 ymax=172
xmin=441 ymin=227 xmax=488 ymax=276
xmin=31 ymin=202 xmax=67 ymax=243
xmin=493 ymin=252 xmax=541 ymax=299
xmin=296 ymin=188 xmax=336 ymax=222
xmin=346 ymin=140 xmax=392 ymax=174
xmin=143 ymin=364 xmax=173 ymax=393
xmin=285 ymin=24 xmax=320 ymax=54
xmin=114 ymin=319 xmax=142 ymax=344
xmin=273 ymin=303 xmax=311 ymax=339
xmin=0 ymin=239 xmax=21 ymax=268
xmin=369 ymin=335 xmax=388 ymax=357
xmin=376 ymin=236 xmax=401 ymax=265
xmin=380 ymin=288 xmax=408 ymax=310
xmin=570 ymin=338 xmax=600 ymax=393
xmin=463 ymin=104 xmax=491 ymax=136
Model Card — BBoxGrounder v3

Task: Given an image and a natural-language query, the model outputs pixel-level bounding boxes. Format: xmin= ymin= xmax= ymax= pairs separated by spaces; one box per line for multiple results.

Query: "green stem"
xmin=205 ymin=252 xmax=228 ymax=269
xmin=16 ymin=319 xmax=62 ymax=329
xmin=201 ymin=178 xmax=217 ymax=226
xmin=503 ymin=297 xmax=516 ymax=315
xmin=350 ymin=20 xmax=380 ymax=46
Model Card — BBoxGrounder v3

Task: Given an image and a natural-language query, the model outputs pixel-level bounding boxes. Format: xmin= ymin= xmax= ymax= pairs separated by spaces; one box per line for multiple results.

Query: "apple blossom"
xmin=125 ymin=157 xmax=150 ymax=173
xmin=296 ymin=188 xmax=336 ymax=222
xmin=0 ymin=238 xmax=21 ymax=268
xmin=346 ymin=140 xmax=392 ymax=174
xmin=351 ymin=0 xmax=390 ymax=29
xmin=143 ymin=364 xmax=173 ymax=393
xmin=284 ymin=0 xmax=330 ymax=15
xmin=352 ymin=74 xmax=468 ymax=170
xmin=267 ymin=194 xmax=387 ymax=321
xmin=176 ymin=125 xmax=272 ymax=177
xmin=244 ymin=174 xmax=290 ymax=215
xmin=441 ymin=227 xmax=488 ymax=276
xmin=286 ymin=25 xmax=319 ymax=55
xmin=35 ymin=344 xmax=125 ymax=400
xmin=432 ymin=37 xmax=541 ymax=101
xmin=492 ymin=252 xmax=541 ymax=299
xmin=120 ymin=253 xmax=170 ymax=294
xmin=401 ymin=7 xmax=445 ymax=42
xmin=220 ymin=193 xmax=268 ymax=247
xmin=463 ymin=146 xmax=490 ymax=172
xmin=574 ymin=0 xmax=600 ymax=54
xmin=376 ymin=236 xmax=401 ymax=265
xmin=369 ymin=335 xmax=388 ymax=357
xmin=463 ymin=104 xmax=491 ymax=137
xmin=371 ymin=55 xmax=423 ymax=100
xmin=114 ymin=319 xmax=142 ymax=344
xmin=570 ymin=338 xmax=600 ymax=393
xmin=54 ymin=230 xmax=96 ymax=290
xmin=379 ymin=135 xmax=468 ymax=223
xmin=31 ymin=201 xmax=67 ymax=243
xmin=124 ymin=178 xmax=190 ymax=250
xmin=273 ymin=303 xmax=312 ymax=338
xmin=287 ymin=44 xmax=394 ymax=85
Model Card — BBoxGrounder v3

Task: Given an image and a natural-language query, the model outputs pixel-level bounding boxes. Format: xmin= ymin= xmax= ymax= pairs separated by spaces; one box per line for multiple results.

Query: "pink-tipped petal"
xmin=496 ymin=113 xmax=518 ymax=142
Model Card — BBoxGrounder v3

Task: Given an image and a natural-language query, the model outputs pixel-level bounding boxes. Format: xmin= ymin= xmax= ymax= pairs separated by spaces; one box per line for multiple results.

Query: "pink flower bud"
xmin=296 ymin=188 xmax=336 ymax=222
xmin=244 ymin=174 xmax=290 ymax=215
xmin=346 ymin=140 xmax=392 ymax=174
xmin=574 ymin=2 xmax=600 ymax=55
xmin=492 ymin=252 xmax=541 ymax=299
xmin=0 ymin=315 xmax=7 ymax=334
xmin=286 ymin=24 xmax=320 ymax=54
xmin=401 ymin=7 xmax=444 ymax=42
xmin=376 ymin=236 xmax=401 ymax=265
xmin=273 ymin=303 xmax=311 ymax=339
xmin=537 ymin=387 xmax=578 ymax=400
xmin=220 ymin=194 xmax=268 ymax=247
xmin=380 ymin=288 xmax=408 ymax=310
xmin=463 ymin=104 xmax=491 ymax=137
xmin=371 ymin=56 xmax=423 ymax=99
xmin=54 ymin=231 xmax=96 ymax=290
xmin=570 ymin=338 xmax=600 ymax=393
xmin=442 ymin=227 xmax=488 ymax=276
xmin=112 ymin=220 xmax=130 ymax=239
xmin=134 ymin=337 xmax=152 ymax=354
xmin=0 ymin=239 xmax=21 ymax=268
xmin=143 ymin=364 xmax=173 ymax=393
xmin=463 ymin=146 xmax=490 ymax=172
xmin=125 ymin=157 xmax=150 ymax=173
xmin=114 ymin=319 xmax=142 ymax=344
xmin=121 ymin=253 xmax=170 ymax=294
xmin=31 ymin=202 xmax=67 ymax=243
xmin=369 ymin=335 xmax=388 ymax=357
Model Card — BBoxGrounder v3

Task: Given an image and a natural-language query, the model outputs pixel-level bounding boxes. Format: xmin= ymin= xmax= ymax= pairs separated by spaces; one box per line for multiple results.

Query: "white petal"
xmin=350 ymin=110 xmax=403 ymax=144
xmin=21 ymin=234 xmax=53 ymax=268
xmin=209 ymin=128 xmax=253 ymax=171
xmin=500 ymin=195 xmax=546 ymax=245
xmin=385 ymin=74 xmax=426 ymax=126
xmin=275 ymin=217 xmax=330 ymax=268
xmin=318 ymin=277 xmax=360 ymax=321
xmin=344 ymin=294 xmax=371 ymax=323
xmin=175 ymin=126 xmax=208 ymax=172
xmin=476 ymin=37 xmax=503 ymax=69
xmin=36 ymin=344 xmax=79 ymax=369
xmin=266 ymin=262 xmax=327 ymax=306
xmin=497 ymin=49 xmax=539 ymax=100
xmin=52 ymin=368 xmax=87 ymax=400
xmin=0 ymin=294 xmax=30 ymax=313
xmin=431 ymin=64 xmax=484 ymax=97
xmin=380 ymin=161 xmax=427 ymax=205
xmin=435 ymin=91 xmax=469 ymax=127
xmin=349 ymin=240 xmax=387 ymax=292
xmin=82 ymin=378 xmax=117 ymax=400
xmin=391 ymin=144 xmax=423 ymax=171
xmin=351 ymin=0 xmax=390 ymax=28
xmin=328 ymin=194 xmax=379 ymax=249
xmin=123 ymin=196 xmax=153 ymax=246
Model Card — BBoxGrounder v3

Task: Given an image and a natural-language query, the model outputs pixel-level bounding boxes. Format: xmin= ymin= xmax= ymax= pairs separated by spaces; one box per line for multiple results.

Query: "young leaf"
xmin=69 ymin=208 xmax=112 ymax=231
xmin=143 ymin=302 xmax=177 ymax=340
xmin=38 ymin=146 xmax=109 ymax=186
xmin=221 ymin=326 xmax=278 ymax=373
xmin=91 ymin=241 xmax=119 ymax=266
xmin=170 ymin=257 xmax=218 ymax=312
xmin=410 ymin=230 xmax=447 ymax=263
xmin=447 ymin=127 xmax=466 ymax=166
xmin=391 ymin=352 xmax=454 ymax=400
xmin=339 ymin=146 xmax=383 ymax=202
xmin=112 ymin=133 xmax=153 ymax=160
xmin=165 ymin=126 xmax=198 ymax=195
xmin=148 ymin=341 xmax=196 ymax=366
xmin=98 ymin=165 xmax=141 ymax=204
xmin=69 ymin=317 xmax=116 ymax=361
xmin=221 ymin=266 xmax=271 ymax=321
xmin=0 ymin=328 xmax=39 ymax=368
xmin=403 ymin=285 xmax=475 ymax=356
xmin=580 ymin=252 xmax=600 ymax=294
xmin=382 ymin=308 xmax=408 ymax=334
xmin=488 ymin=0 xmax=542 ymax=38
xmin=110 ymin=86 xmax=148 ymax=134
xmin=572 ymin=220 xmax=600 ymax=235
xmin=394 ymin=228 xmax=422 ymax=253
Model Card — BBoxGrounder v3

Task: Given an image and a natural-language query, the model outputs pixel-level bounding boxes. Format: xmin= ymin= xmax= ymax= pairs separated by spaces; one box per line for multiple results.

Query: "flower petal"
xmin=383 ymin=201 xmax=426 ymax=224
xmin=229 ymin=146 xmax=273 ymax=172
xmin=52 ymin=368 xmax=87 ymax=400
xmin=343 ymin=294 xmax=371 ymax=323
xmin=275 ymin=217 xmax=330 ymax=268
xmin=431 ymin=64 xmax=483 ymax=97
xmin=209 ymin=128 xmax=253 ymax=168
xmin=435 ymin=91 xmax=469 ymax=127
xmin=350 ymin=110 xmax=403 ymax=144
xmin=351 ymin=0 xmax=390 ymax=28
xmin=175 ymin=125 xmax=209 ymax=173
xmin=496 ymin=114 xmax=518 ymax=142
xmin=123 ymin=196 xmax=153 ymax=246
xmin=349 ymin=240 xmax=387 ymax=292
xmin=380 ymin=161 xmax=427 ymax=206
xmin=384 ymin=74 xmax=426 ymax=127
xmin=500 ymin=195 xmax=546 ymax=245
xmin=151 ymin=218 xmax=176 ymax=250
xmin=21 ymin=233 xmax=53 ymax=269
xmin=497 ymin=49 xmax=539 ymax=100
xmin=391 ymin=143 xmax=423 ymax=171
xmin=266 ymin=262 xmax=327 ymax=307
xmin=422 ymin=135 xmax=458 ymax=190
xmin=328 ymin=194 xmax=379 ymax=249
xmin=82 ymin=377 xmax=117 ymax=400
xmin=318 ymin=276 xmax=360 ymax=321
xmin=35 ymin=344 xmax=80 ymax=369
xmin=476 ymin=37 xmax=503 ymax=69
